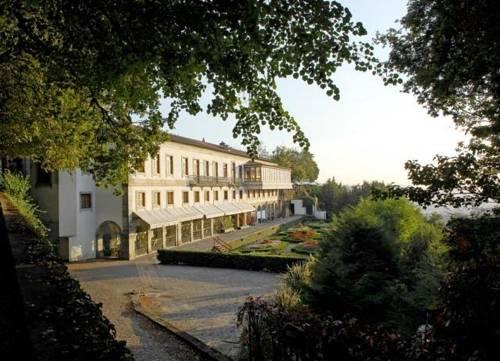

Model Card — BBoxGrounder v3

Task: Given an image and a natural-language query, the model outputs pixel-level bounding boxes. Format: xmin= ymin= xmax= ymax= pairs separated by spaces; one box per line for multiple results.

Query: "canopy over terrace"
xmin=134 ymin=207 xmax=203 ymax=229
xmin=193 ymin=203 xmax=225 ymax=218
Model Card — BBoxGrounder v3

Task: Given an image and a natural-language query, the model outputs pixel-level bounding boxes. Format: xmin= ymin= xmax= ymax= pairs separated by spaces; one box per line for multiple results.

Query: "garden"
xmin=232 ymin=219 xmax=330 ymax=258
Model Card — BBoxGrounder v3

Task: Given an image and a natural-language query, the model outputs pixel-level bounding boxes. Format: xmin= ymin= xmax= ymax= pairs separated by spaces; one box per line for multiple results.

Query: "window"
xmin=213 ymin=162 xmax=219 ymax=177
xmin=193 ymin=159 xmax=200 ymax=176
xmin=232 ymin=190 xmax=236 ymax=199
xmin=153 ymin=154 xmax=161 ymax=175
xmin=223 ymin=163 xmax=228 ymax=178
xmin=153 ymin=191 xmax=161 ymax=207
xmin=80 ymin=193 xmax=92 ymax=210
xmin=239 ymin=190 xmax=243 ymax=199
xmin=252 ymin=190 xmax=256 ymax=198
xmin=258 ymin=190 xmax=261 ymax=197
xmin=204 ymin=160 xmax=210 ymax=176
xmin=231 ymin=162 xmax=236 ymax=179
xmin=182 ymin=157 xmax=189 ymax=176
xmin=35 ymin=163 xmax=51 ymax=185
xmin=214 ymin=190 xmax=219 ymax=201
xmin=247 ymin=190 xmax=251 ymax=198
xmin=238 ymin=165 xmax=243 ymax=179
xmin=183 ymin=191 xmax=189 ymax=204
xmin=167 ymin=191 xmax=174 ymax=205
xmin=224 ymin=190 xmax=228 ymax=200
xmin=166 ymin=155 xmax=174 ymax=176
xmin=194 ymin=191 xmax=200 ymax=203
xmin=136 ymin=192 xmax=146 ymax=208
xmin=205 ymin=191 xmax=210 ymax=202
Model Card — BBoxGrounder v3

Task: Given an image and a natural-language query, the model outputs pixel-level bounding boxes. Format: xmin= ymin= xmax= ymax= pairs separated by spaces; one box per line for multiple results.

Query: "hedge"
xmin=1 ymin=180 xmax=134 ymax=361
xmin=157 ymin=249 xmax=303 ymax=272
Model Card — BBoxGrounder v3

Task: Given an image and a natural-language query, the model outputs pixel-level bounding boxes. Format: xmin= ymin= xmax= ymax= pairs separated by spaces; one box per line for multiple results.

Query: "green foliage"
xmin=0 ymin=169 xmax=30 ymax=199
xmin=431 ymin=211 xmax=500 ymax=361
xmin=271 ymin=146 xmax=319 ymax=182
xmin=306 ymin=198 xmax=445 ymax=334
xmin=0 ymin=170 xmax=48 ymax=238
xmin=276 ymin=257 xmax=316 ymax=310
xmin=4 ymin=185 xmax=133 ymax=360
xmin=19 ymin=237 xmax=133 ymax=360
xmin=377 ymin=0 xmax=500 ymax=207
xmin=1 ymin=0 xmax=379 ymax=188
xmin=157 ymin=249 xmax=303 ymax=273
xmin=317 ymin=178 xmax=386 ymax=217
xmin=237 ymin=297 xmax=406 ymax=361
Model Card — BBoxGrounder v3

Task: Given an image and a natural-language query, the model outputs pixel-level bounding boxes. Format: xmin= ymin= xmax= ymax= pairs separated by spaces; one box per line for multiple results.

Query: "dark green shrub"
xmin=429 ymin=211 xmax=500 ymax=361
xmin=157 ymin=250 xmax=303 ymax=272
xmin=237 ymin=297 xmax=405 ymax=361
xmin=305 ymin=198 xmax=445 ymax=334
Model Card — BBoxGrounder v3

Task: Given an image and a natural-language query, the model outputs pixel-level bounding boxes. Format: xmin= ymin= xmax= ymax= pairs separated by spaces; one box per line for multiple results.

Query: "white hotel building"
xmin=23 ymin=135 xmax=293 ymax=261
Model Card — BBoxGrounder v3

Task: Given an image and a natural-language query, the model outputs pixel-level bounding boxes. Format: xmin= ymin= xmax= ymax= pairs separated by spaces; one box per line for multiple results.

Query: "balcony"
xmin=188 ymin=175 xmax=241 ymax=187
xmin=242 ymin=162 xmax=293 ymax=190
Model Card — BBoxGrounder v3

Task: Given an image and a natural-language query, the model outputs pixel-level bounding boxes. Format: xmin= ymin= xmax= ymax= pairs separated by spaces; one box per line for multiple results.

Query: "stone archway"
xmin=96 ymin=221 xmax=122 ymax=258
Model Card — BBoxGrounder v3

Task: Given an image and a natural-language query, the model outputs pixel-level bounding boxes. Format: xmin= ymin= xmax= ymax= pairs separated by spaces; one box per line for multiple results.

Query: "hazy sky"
xmin=163 ymin=0 xmax=465 ymax=185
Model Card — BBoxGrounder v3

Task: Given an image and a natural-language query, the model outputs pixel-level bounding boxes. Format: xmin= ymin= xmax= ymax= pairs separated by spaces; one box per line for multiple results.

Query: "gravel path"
xmin=69 ymin=256 xmax=210 ymax=361
xmin=69 ymin=255 xmax=280 ymax=360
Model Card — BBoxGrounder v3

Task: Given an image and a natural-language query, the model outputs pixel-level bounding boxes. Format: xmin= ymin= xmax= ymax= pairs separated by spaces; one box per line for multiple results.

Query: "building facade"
xmin=24 ymin=135 xmax=293 ymax=261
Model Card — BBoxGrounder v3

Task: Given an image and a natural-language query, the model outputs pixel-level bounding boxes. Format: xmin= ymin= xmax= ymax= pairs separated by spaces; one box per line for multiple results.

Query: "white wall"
xmin=58 ymin=170 xmax=123 ymax=261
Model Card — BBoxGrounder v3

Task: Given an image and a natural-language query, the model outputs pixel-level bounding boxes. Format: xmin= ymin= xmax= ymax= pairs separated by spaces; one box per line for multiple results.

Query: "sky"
xmin=162 ymin=0 xmax=465 ymax=185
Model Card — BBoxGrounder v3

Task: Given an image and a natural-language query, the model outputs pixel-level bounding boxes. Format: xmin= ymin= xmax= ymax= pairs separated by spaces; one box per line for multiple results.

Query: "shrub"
xmin=0 ymin=169 xmax=31 ymax=199
xmin=428 ymin=211 xmax=500 ymax=361
xmin=157 ymin=249 xmax=303 ymax=272
xmin=2 ymin=179 xmax=133 ymax=360
xmin=275 ymin=257 xmax=316 ymax=310
xmin=305 ymin=198 xmax=445 ymax=335
xmin=237 ymin=297 xmax=405 ymax=361
xmin=0 ymin=170 xmax=48 ymax=238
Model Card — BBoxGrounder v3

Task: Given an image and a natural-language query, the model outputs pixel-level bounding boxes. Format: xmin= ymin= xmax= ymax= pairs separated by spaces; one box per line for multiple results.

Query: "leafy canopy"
xmin=271 ymin=146 xmax=320 ymax=183
xmin=1 ymin=0 xmax=379 ymax=187
xmin=377 ymin=0 xmax=500 ymax=207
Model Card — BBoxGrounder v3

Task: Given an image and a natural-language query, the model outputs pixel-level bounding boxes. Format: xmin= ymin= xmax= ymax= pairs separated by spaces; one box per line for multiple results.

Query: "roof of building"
xmin=168 ymin=134 xmax=276 ymax=164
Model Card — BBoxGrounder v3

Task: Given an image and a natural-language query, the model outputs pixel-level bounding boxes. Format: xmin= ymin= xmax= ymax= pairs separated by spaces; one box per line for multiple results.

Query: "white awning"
xmin=134 ymin=207 xmax=203 ymax=228
xmin=233 ymin=202 xmax=255 ymax=213
xmin=194 ymin=203 xmax=225 ymax=218
xmin=214 ymin=202 xmax=242 ymax=215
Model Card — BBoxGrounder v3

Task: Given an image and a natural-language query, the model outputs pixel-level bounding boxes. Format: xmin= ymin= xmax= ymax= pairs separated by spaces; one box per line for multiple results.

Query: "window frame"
xmin=166 ymin=155 xmax=174 ymax=176
xmin=182 ymin=191 xmax=189 ymax=204
xmin=167 ymin=191 xmax=175 ymax=206
xmin=79 ymin=192 xmax=92 ymax=211
xmin=152 ymin=191 xmax=161 ymax=208
xmin=136 ymin=191 xmax=146 ymax=209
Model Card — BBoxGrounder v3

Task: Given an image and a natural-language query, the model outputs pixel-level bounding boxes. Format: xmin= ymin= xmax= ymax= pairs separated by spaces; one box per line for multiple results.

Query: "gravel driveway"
xmin=68 ymin=255 xmax=280 ymax=360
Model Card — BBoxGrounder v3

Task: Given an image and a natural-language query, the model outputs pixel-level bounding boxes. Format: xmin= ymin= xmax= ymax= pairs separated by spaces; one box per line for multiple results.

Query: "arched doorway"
xmin=96 ymin=221 xmax=122 ymax=258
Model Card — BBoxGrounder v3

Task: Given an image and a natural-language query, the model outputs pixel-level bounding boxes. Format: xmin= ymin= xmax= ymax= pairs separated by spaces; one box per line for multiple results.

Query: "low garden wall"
xmin=157 ymin=249 xmax=303 ymax=272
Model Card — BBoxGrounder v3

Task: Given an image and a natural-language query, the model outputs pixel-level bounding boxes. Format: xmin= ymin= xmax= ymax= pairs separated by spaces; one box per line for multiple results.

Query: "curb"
xmin=131 ymin=293 xmax=235 ymax=361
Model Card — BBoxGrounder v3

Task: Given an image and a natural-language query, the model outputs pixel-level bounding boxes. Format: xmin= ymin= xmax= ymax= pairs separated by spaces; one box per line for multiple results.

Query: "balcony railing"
xmin=188 ymin=175 xmax=241 ymax=187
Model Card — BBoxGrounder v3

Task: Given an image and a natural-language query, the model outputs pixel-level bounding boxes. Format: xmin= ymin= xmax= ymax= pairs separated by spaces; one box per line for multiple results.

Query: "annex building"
xmin=22 ymin=135 xmax=293 ymax=261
